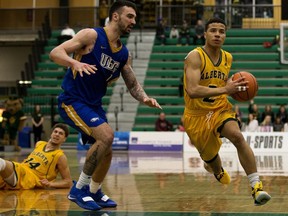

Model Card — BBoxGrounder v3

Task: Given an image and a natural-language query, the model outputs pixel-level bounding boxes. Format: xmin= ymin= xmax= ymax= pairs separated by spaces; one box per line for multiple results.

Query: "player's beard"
xmin=118 ymin=17 xmax=132 ymax=35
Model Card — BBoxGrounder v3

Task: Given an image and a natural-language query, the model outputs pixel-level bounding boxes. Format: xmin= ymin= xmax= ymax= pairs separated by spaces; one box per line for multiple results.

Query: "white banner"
xmin=183 ymin=132 xmax=288 ymax=175
xmin=183 ymin=151 xmax=288 ymax=176
xmin=129 ymin=152 xmax=183 ymax=173
xmin=129 ymin=132 xmax=183 ymax=151
xmin=183 ymin=132 xmax=288 ymax=153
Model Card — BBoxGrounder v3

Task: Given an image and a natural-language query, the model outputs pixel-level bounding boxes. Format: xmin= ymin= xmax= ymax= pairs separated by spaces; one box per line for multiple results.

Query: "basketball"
xmin=231 ymin=71 xmax=258 ymax=102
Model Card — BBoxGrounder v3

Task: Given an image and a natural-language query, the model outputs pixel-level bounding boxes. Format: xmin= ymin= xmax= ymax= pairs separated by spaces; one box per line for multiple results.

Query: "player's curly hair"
xmin=52 ymin=123 xmax=70 ymax=137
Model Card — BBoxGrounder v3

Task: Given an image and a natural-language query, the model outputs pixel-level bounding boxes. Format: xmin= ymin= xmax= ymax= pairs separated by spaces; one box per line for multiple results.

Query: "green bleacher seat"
xmin=47 ymin=38 xmax=58 ymax=46
xmin=24 ymin=96 xmax=57 ymax=105
xmin=154 ymin=37 xmax=273 ymax=45
xmin=34 ymin=70 xmax=65 ymax=78
xmin=44 ymin=46 xmax=55 ymax=53
xmin=146 ymin=69 xmax=288 ymax=78
xmin=145 ymin=88 xmax=179 ymax=95
xmin=32 ymin=80 xmax=62 ymax=86
xmin=152 ymin=45 xmax=279 ymax=53
xmin=230 ymin=69 xmax=288 ymax=77
xmin=226 ymin=29 xmax=279 ymax=37
xmin=132 ymin=126 xmax=156 ymax=131
xmin=144 ymin=79 xmax=179 ymax=86
xmin=148 ymin=61 xmax=287 ymax=70
xmin=65 ymin=136 xmax=78 ymax=144
xmin=41 ymin=54 xmax=51 ymax=62
xmin=163 ymin=28 xmax=279 ymax=38
xmin=144 ymin=78 xmax=287 ymax=87
xmin=150 ymin=53 xmax=279 ymax=61
xmin=27 ymin=88 xmax=63 ymax=95
xmin=38 ymin=62 xmax=62 ymax=70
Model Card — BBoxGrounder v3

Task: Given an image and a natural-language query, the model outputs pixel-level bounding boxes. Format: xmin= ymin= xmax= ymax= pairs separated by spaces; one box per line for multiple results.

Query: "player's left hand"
xmin=143 ymin=97 xmax=162 ymax=109
xmin=39 ymin=179 xmax=51 ymax=188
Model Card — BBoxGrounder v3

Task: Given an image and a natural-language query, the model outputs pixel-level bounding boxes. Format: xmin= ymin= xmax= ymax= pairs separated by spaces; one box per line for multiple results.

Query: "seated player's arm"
xmin=185 ymin=50 xmax=228 ymax=98
xmin=43 ymin=154 xmax=72 ymax=189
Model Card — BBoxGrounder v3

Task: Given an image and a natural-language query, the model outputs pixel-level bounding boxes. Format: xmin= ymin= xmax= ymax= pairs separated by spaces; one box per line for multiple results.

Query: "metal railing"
xmin=0 ymin=4 xmax=284 ymax=31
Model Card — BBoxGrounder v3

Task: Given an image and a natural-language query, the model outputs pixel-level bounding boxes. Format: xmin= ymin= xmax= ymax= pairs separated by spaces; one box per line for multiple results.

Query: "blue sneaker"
xmin=84 ymin=186 xmax=117 ymax=208
xmin=68 ymin=181 xmax=102 ymax=211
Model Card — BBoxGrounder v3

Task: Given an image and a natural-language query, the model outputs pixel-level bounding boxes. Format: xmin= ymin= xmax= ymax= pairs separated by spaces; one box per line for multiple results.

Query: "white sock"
xmin=248 ymin=172 xmax=260 ymax=188
xmin=76 ymin=171 xmax=91 ymax=189
xmin=89 ymin=179 xmax=101 ymax=193
xmin=0 ymin=158 xmax=6 ymax=172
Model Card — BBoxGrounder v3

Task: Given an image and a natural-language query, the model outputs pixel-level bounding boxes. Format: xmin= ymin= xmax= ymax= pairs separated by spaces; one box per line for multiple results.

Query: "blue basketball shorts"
xmin=58 ymin=98 xmax=107 ymax=138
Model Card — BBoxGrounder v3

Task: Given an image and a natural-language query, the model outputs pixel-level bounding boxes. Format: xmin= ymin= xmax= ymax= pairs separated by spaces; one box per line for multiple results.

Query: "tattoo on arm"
xmin=122 ymin=66 xmax=148 ymax=102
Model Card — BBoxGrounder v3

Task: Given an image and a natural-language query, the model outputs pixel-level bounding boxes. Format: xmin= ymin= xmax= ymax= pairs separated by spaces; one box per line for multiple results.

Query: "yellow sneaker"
xmin=214 ymin=167 xmax=231 ymax=184
xmin=252 ymin=181 xmax=271 ymax=206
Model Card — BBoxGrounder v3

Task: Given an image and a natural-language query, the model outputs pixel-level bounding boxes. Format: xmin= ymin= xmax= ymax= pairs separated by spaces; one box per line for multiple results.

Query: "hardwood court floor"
xmin=0 ymin=149 xmax=287 ymax=216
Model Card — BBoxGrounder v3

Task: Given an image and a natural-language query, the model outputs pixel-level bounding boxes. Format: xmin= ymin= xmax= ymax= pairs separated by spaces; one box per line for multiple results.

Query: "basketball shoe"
xmin=214 ymin=167 xmax=231 ymax=184
xmin=252 ymin=181 xmax=271 ymax=206
xmin=84 ymin=185 xmax=117 ymax=208
xmin=68 ymin=181 xmax=102 ymax=211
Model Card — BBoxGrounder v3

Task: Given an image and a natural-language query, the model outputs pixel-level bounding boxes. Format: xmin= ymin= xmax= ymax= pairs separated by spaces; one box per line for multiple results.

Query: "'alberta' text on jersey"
xmin=201 ymin=70 xmax=227 ymax=81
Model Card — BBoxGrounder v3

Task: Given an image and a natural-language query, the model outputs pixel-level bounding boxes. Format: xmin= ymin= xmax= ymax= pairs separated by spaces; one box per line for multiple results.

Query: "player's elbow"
xmin=186 ymin=88 xmax=199 ymax=98
xmin=62 ymin=179 xmax=73 ymax=189
xmin=49 ymin=49 xmax=56 ymax=61
xmin=49 ymin=50 xmax=55 ymax=62
xmin=49 ymin=47 xmax=59 ymax=62
xmin=66 ymin=179 xmax=73 ymax=188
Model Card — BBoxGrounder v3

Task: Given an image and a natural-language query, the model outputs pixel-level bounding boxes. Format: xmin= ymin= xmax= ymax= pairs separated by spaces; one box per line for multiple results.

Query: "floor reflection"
xmin=0 ymin=149 xmax=287 ymax=214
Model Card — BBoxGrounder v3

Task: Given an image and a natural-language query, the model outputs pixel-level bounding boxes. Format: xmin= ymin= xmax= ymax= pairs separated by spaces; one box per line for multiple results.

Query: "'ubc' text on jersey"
xmin=60 ymin=27 xmax=129 ymax=106
xmin=184 ymin=47 xmax=233 ymax=111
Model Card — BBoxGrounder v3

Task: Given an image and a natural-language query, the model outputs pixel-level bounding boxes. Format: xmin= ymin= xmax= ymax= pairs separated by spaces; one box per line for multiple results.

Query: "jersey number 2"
xmin=203 ymin=85 xmax=217 ymax=103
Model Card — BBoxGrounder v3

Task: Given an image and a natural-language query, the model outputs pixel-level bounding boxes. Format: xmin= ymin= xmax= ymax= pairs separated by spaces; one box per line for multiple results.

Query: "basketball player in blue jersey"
xmin=49 ymin=0 xmax=161 ymax=211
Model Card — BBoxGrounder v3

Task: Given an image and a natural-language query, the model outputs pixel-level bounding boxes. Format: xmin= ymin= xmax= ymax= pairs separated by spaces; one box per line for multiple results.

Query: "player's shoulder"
xmin=221 ymin=48 xmax=233 ymax=61
xmin=75 ymin=28 xmax=98 ymax=38
xmin=185 ymin=48 xmax=201 ymax=61
xmin=35 ymin=141 xmax=47 ymax=148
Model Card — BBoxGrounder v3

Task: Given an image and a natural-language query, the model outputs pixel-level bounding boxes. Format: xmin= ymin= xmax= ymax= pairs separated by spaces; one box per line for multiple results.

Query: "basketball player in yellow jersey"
xmin=183 ymin=17 xmax=271 ymax=205
xmin=0 ymin=123 xmax=72 ymax=189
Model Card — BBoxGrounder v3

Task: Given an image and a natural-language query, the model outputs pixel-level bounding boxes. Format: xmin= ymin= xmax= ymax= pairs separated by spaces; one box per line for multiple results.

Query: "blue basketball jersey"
xmin=59 ymin=27 xmax=129 ymax=106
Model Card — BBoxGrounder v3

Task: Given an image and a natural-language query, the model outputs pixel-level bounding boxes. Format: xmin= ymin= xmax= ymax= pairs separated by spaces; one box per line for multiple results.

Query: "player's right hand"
xmin=226 ymin=76 xmax=248 ymax=95
xmin=73 ymin=62 xmax=97 ymax=77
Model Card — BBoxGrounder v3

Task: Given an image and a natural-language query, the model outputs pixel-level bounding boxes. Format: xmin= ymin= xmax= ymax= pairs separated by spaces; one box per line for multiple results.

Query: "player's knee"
xmin=229 ymin=132 xmax=245 ymax=148
xmin=0 ymin=158 xmax=6 ymax=172
xmin=96 ymin=132 xmax=114 ymax=147
xmin=105 ymin=133 xmax=114 ymax=146
xmin=105 ymin=147 xmax=113 ymax=157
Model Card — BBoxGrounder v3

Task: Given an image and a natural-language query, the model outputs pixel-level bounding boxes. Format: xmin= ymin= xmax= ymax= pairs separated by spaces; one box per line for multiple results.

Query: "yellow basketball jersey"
xmin=21 ymin=141 xmax=64 ymax=182
xmin=184 ymin=47 xmax=233 ymax=112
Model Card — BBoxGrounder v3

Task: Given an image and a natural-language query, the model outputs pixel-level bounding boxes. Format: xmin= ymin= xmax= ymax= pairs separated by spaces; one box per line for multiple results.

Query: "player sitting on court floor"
xmin=0 ymin=123 xmax=72 ymax=189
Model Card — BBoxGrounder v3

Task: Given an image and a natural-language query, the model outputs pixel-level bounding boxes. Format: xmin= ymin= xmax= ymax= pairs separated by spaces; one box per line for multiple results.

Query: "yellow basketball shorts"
xmin=0 ymin=162 xmax=42 ymax=189
xmin=183 ymin=109 xmax=238 ymax=161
